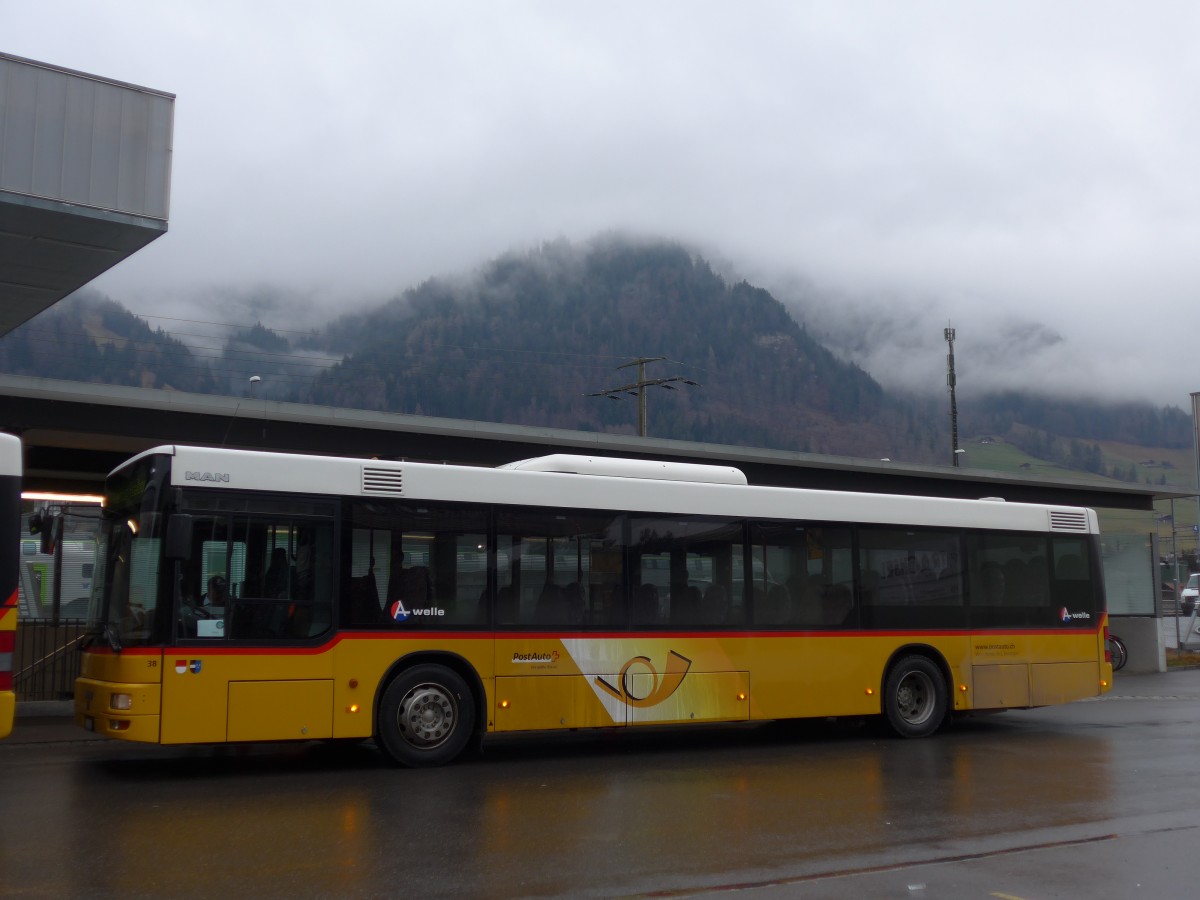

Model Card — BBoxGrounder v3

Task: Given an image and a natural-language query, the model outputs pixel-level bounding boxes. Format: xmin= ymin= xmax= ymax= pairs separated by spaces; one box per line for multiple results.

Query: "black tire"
xmin=1108 ymin=635 xmax=1128 ymax=672
xmin=883 ymin=655 xmax=948 ymax=738
xmin=377 ymin=664 xmax=476 ymax=767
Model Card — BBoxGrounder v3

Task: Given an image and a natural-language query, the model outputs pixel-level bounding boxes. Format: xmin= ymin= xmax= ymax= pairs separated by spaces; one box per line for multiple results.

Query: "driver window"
xmin=175 ymin=499 xmax=335 ymax=642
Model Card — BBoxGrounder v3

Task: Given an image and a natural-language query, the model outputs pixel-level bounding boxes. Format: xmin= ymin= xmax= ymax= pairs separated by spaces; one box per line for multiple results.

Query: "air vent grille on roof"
xmin=1049 ymin=510 xmax=1089 ymax=533
xmin=362 ymin=466 xmax=403 ymax=495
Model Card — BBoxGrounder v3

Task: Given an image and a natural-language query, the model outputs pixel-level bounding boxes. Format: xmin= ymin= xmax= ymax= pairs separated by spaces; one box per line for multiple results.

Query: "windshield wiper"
xmin=103 ymin=623 xmax=123 ymax=654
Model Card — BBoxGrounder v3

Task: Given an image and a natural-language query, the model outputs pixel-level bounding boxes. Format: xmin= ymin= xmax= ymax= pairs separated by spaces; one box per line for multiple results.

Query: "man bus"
xmin=75 ymin=446 xmax=1111 ymax=765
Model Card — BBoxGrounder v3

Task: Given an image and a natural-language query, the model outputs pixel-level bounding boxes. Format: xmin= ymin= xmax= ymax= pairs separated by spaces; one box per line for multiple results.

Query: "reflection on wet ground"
xmin=7 ymin=671 xmax=1200 ymax=898
xmin=32 ymin=719 xmax=1112 ymax=897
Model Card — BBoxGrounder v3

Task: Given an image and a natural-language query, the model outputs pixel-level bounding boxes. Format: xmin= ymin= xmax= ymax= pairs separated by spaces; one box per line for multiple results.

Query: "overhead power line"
xmin=586 ymin=357 xmax=699 ymax=437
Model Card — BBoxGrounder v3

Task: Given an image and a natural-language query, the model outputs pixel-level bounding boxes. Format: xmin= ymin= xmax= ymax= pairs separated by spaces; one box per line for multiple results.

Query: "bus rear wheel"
xmin=377 ymin=664 xmax=476 ymax=767
xmin=883 ymin=655 xmax=947 ymax=738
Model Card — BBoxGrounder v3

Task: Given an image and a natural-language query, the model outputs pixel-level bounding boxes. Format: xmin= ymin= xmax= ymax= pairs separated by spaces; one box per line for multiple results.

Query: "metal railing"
xmin=14 ymin=618 xmax=87 ymax=702
xmin=14 ymin=504 xmax=101 ymax=702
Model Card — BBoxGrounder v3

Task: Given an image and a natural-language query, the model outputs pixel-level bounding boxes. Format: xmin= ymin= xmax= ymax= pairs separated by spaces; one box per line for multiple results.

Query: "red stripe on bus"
xmin=82 ymin=623 xmax=1103 ymax=658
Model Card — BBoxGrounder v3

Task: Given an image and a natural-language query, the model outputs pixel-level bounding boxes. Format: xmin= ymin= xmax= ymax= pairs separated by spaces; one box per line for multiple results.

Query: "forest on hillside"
xmin=0 ymin=236 xmax=1192 ymax=471
xmin=295 ymin=239 xmax=920 ymax=457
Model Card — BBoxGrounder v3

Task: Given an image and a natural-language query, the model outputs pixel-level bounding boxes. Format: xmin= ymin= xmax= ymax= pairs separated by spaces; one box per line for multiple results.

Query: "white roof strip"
xmin=499 ymin=454 xmax=747 ymax=485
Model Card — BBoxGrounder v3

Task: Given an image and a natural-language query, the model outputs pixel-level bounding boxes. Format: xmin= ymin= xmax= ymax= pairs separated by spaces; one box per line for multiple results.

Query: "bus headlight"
xmin=110 ymin=693 xmax=133 ymax=711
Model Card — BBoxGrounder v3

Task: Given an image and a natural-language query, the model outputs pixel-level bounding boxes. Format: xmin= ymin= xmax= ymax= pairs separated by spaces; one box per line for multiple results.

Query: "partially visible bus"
xmin=75 ymin=446 xmax=1111 ymax=765
xmin=17 ymin=532 xmax=98 ymax=619
xmin=1 ymin=433 xmax=22 ymax=739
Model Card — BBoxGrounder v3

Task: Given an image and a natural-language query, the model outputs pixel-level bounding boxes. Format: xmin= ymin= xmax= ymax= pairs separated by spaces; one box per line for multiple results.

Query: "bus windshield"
xmin=92 ymin=454 xmax=171 ymax=649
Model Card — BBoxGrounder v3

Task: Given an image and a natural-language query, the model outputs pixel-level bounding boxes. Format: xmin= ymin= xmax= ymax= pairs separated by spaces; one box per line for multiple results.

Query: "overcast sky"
xmin=7 ymin=1 xmax=1200 ymax=407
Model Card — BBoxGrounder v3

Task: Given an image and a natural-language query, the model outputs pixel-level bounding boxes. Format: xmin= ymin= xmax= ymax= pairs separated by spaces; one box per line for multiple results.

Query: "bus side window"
xmin=1051 ymin=537 xmax=1094 ymax=615
xmin=205 ymin=517 xmax=335 ymax=641
xmin=289 ymin=525 xmax=333 ymax=637
xmin=496 ymin=508 xmax=623 ymax=630
xmin=859 ymin=528 xmax=962 ymax=629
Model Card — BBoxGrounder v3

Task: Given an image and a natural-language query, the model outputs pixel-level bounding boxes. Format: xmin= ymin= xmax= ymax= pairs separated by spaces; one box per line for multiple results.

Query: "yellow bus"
xmin=1 ymin=433 xmax=22 ymax=739
xmin=75 ymin=446 xmax=1112 ymax=766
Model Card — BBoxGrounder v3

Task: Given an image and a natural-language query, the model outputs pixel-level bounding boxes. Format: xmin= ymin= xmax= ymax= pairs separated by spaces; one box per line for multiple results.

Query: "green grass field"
xmin=960 ymin=434 xmax=1199 ymax=557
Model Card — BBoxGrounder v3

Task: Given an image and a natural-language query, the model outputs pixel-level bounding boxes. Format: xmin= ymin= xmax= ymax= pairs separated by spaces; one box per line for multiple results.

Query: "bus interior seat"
xmin=632 ymin=583 xmax=658 ymax=625
xmin=672 ymin=585 xmax=702 ymax=625
xmin=349 ymin=572 xmax=383 ymax=624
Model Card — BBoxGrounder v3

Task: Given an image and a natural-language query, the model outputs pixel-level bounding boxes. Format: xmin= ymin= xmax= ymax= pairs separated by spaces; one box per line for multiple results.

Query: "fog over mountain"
xmin=6 ymin=237 xmax=1191 ymax=479
xmin=743 ymin=265 xmax=1168 ymax=408
xmin=99 ymin=231 xmax=1195 ymax=419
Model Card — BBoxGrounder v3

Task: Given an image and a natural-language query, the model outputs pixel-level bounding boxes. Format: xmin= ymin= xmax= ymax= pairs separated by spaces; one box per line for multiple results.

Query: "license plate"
xmin=83 ymin=716 xmax=95 ymax=732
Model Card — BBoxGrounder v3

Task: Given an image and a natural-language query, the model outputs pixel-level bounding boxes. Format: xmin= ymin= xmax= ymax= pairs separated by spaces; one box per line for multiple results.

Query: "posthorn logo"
xmin=595 ymin=650 xmax=693 ymax=708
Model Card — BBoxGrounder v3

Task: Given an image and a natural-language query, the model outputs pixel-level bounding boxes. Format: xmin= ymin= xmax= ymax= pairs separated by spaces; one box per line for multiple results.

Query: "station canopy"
xmin=0 ymin=53 xmax=173 ymax=335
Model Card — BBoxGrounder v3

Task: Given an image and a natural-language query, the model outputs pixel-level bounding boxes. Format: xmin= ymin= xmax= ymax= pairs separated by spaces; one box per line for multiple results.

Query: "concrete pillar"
xmin=1115 ymin=616 xmax=1166 ymax=673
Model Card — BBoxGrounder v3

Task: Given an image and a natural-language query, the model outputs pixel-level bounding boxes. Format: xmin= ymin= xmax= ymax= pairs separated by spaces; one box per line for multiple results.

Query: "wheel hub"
xmin=896 ymin=674 xmax=931 ymax=723
xmin=399 ymin=684 xmax=456 ymax=747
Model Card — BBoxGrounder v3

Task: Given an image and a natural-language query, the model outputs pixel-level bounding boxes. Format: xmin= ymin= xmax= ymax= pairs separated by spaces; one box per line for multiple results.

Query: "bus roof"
xmin=120 ymin=445 xmax=1099 ymax=535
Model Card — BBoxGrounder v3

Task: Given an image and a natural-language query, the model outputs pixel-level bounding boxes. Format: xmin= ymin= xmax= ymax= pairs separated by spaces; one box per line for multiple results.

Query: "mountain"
xmin=0 ymin=235 xmax=1191 ymax=473
xmin=299 ymin=237 xmax=922 ymax=457
xmin=0 ymin=293 xmax=220 ymax=393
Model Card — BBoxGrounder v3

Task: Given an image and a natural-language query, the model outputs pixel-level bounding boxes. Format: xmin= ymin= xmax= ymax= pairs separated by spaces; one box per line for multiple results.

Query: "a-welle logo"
xmin=595 ymin=650 xmax=692 ymax=708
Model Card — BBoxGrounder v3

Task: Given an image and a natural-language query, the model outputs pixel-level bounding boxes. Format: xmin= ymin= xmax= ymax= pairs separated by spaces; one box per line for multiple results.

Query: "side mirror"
xmin=165 ymin=513 xmax=194 ymax=561
xmin=29 ymin=507 xmax=61 ymax=555
xmin=45 ymin=516 xmax=62 ymax=555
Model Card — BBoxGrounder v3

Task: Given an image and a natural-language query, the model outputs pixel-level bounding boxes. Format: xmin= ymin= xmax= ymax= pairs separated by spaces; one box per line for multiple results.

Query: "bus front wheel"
xmin=883 ymin=656 xmax=947 ymax=738
xmin=377 ymin=664 xmax=476 ymax=767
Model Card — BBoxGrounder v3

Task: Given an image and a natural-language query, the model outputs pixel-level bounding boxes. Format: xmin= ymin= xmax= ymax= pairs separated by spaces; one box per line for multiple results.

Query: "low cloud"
xmin=7 ymin=2 xmax=1198 ymax=407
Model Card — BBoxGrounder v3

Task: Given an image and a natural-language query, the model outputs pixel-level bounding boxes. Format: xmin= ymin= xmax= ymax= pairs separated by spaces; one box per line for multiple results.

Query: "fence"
xmin=14 ymin=618 xmax=87 ymax=702
xmin=14 ymin=504 xmax=100 ymax=702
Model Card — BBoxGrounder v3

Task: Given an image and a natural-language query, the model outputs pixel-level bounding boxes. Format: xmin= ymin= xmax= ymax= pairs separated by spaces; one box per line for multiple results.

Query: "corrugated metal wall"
xmin=0 ymin=53 xmax=173 ymax=221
